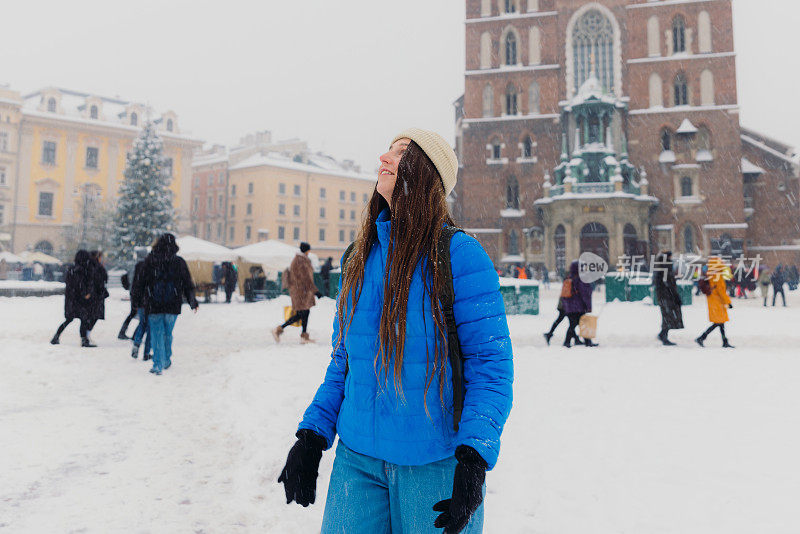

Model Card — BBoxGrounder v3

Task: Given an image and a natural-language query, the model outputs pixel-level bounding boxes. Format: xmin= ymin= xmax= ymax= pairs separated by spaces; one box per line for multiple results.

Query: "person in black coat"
xmin=772 ymin=265 xmax=786 ymax=306
xmin=653 ymin=251 xmax=684 ymax=346
xmin=134 ymin=233 xmax=198 ymax=375
xmin=87 ymin=250 xmax=109 ymax=341
xmin=320 ymin=257 xmax=333 ymax=297
xmin=51 ymin=250 xmax=96 ymax=347
xmin=221 ymin=261 xmax=238 ymax=303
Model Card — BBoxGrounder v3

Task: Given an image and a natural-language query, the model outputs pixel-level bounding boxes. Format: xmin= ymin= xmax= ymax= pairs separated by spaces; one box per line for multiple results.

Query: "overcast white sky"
xmin=2 ymin=0 xmax=797 ymax=173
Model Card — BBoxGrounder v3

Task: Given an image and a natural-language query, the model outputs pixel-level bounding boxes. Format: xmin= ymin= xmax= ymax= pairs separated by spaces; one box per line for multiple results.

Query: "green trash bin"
xmin=499 ymin=284 xmax=518 ymax=315
xmin=605 ymin=273 xmax=629 ymax=302
xmin=516 ymin=284 xmax=539 ymax=315
xmin=629 ymin=278 xmax=652 ymax=302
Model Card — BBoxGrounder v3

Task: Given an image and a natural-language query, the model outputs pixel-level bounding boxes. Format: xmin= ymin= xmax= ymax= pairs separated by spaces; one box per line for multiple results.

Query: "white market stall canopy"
xmin=19 ymin=250 xmax=62 ymax=265
xmin=0 ymin=251 xmax=24 ymax=263
xmin=176 ymin=236 xmax=238 ymax=262
xmin=233 ymin=240 xmax=301 ymax=272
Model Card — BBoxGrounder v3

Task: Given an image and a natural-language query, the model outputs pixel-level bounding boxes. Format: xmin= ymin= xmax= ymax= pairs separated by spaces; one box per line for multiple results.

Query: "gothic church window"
xmin=483 ymin=84 xmax=494 ymax=117
xmin=505 ymin=84 xmax=518 ymax=115
xmin=507 ymin=175 xmax=519 ymax=209
xmin=672 ymin=16 xmax=686 ymax=54
xmin=572 ymin=9 xmax=615 ymax=94
xmin=522 ymin=136 xmax=533 ymax=158
xmin=661 ymin=130 xmax=672 ymax=151
xmin=491 ymin=139 xmax=502 ymax=159
xmin=673 ymin=73 xmax=688 ymax=106
xmin=47 ymin=98 xmax=56 ymax=112
xmin=683 ymin=225 xmax=695 ymax=253
xmin=504 ymin=0 xmax=517 ymax=14
xmin=505 ymin=32 xmax=518 ymax=65
xmin=680 ymin=176 xmax=693 ymax=197
xmin=508 ymin=230 xmax=519 ymax=255
xmin=698 ymin=11 xmax=712 ymax=53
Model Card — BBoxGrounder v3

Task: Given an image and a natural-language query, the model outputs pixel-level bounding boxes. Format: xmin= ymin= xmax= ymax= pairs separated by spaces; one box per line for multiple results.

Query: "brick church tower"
xmin=454 ymin=0 xmax=800 ymax=271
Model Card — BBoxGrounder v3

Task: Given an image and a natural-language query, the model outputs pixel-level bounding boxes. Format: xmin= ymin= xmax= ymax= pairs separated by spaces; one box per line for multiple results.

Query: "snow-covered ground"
xmin=2 ymin=286 xmax=799 ymax=533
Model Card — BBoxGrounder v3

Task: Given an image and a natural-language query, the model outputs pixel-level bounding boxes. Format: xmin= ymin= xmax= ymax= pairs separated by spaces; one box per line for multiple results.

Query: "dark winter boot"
xmin=695 ymin=336 xmax=705 ymax=347
xmin=583 ymin=339 xmax=599 ymax=347
xmin=722 ymin=340 xmax=735 ymax=349
xmin=50 ymin=335 xmax=60 ymax=345
xmin=118 ymin=330 xmax=129 ymax=340
xmin=81 ymin=337 xmax=97 ymax=348
xmin=143 ymin=353 xmax=152 ymax=361
xmin=543 ymin=333 xmax=553 ymax=346
xmin=131 ymin=345 xmax=139 ymax=359
xmin=658 ymin=331 xmax=676 ymax=346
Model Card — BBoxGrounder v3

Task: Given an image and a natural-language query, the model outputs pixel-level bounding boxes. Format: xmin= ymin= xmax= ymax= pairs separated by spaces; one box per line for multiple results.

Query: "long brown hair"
xmin=336 ymin=141 xmax=456 ymax=408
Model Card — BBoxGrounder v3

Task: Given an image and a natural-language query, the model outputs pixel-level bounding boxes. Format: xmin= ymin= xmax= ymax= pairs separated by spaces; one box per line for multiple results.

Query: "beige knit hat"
xmin=391 ymin=128 xmax=458 ymax=197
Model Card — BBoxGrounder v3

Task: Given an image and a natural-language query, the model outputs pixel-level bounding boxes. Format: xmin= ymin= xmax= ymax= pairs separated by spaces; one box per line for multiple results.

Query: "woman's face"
xmin=377 ymin=138 xmax=410 ymax=206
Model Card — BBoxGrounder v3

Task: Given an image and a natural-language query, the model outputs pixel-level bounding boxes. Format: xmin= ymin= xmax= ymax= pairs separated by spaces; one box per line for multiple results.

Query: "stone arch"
xmin=698 ymin=11 xmax=712 ymax=53
xmin=580 ymin=222 xmax=609 ymax=262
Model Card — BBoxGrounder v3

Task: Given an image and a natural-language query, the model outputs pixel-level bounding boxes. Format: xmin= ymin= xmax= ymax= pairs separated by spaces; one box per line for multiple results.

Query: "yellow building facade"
xmin=225 ymin=153 xmax=376 ymax=259
xmin=5 ymin=86 xmax=202 ymax=255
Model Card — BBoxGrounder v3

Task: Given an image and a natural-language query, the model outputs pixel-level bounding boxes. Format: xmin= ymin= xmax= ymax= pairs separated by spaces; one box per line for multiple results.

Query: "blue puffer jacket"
xmin=298 ymin=208 xmax=513 ymax=469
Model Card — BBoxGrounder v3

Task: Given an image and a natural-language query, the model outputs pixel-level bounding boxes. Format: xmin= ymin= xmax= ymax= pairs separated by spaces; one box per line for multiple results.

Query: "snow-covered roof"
xmin=658 ymin=150 xmax=676 ymax=163
xmin=191 ymin=154 xmax=229 ymax=168
xmin=176 ymin=236 xmax=237 ymax=262
xmin=676 ymin=119 xmax=698 ymax=134
xmin=229 ymin=152 xmax=375 ymax=182
xmin=741 ymin=157 xmax=765 ymax=175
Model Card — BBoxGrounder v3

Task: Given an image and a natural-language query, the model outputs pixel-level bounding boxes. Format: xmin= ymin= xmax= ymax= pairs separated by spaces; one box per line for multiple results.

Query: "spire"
xmin=561 ymin=134 xmax=569 ymax=162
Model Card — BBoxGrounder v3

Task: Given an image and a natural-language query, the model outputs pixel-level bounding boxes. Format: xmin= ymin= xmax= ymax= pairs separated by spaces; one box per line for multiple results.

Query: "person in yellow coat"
xmin=695 ymin=257 xmax=734 ymax=348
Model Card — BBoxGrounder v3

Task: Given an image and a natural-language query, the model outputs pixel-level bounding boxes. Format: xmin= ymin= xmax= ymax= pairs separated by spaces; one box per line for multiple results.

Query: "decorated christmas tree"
xmin=109 ymin=122 xmax=175 ymax=266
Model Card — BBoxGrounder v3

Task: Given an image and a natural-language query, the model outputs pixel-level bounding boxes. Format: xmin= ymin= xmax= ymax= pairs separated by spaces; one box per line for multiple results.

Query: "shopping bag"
xmin=283 ymin=306 xmax=301 ymax=327
xmin=579 ymin=314 xmax=597 ymax=339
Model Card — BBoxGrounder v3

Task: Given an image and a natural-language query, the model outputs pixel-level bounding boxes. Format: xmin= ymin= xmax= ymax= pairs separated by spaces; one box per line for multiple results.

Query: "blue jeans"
xmin=321 ymin=441 xmax=484 ymax=534
xmin=132 ymin=308 xmax=151 ymax=356
xmin=148 ymin=314 xmax=177 ymax=372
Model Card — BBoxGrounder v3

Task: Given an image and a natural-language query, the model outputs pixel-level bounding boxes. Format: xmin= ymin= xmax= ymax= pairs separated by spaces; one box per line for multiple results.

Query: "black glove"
xmin=277 ymin=429 xmax=327 ymax=507
xmin=433 ymin=445 xmax=487 ymax=533
xmin=728 ymin=304 xmax=733 ymax=309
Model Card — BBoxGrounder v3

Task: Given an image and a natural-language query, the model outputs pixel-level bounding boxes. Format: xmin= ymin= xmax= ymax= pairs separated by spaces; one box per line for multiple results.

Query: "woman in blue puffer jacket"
xmin=277 ymin=129 xmax=514 ymax=533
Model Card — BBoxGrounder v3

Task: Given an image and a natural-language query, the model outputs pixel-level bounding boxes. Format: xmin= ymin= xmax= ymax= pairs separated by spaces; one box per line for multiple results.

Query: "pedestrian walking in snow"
xmin=320 ymin=256 xmax=333 ymax=297
xmin=129 ymin=256 xmax=152 ymax=360
xmin=772 ymin=265 xmax=787 ymax=307
xmin=118 ymin=248 xmax=148 ymax=339
xmin=277 ymin=129 xmax=513 ymax=533
xmin=653 ymin=251 xmax=683 ymax=346
xmin=543 ymin=297 xmax=573 ymax=346
xmin=561 ymin=260 xmax=596 ymax=347
xmin=50 ymin=250 xmax=96 ymax=347
xmin=134 ymin=233 xmax=198 ymax=375
xmin=758 ymin=266 xmax=771 ymax=307
xmin=272 ymin=242 xmax=321 ymax=344
xmin=86 ymin=250 xmax=109 ymax=343
xmin=696 ymin=257 xmax=734 ymax=348
xmin=221 ymin=261 xmax=238 ymax=303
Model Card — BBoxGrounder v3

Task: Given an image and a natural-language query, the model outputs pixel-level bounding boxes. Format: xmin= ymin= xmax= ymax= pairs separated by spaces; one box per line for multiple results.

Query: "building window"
xmin=279 ymin=204 xmax=285 ymax=215
xmin=572 ymin=9 xmax=615 ymax=94
xmin=218 ymin=173 xmax=225 ymax=185
xmin=482 ymin=84 xmax=494 ymax=117
xmin=339 ymin=229 xmax=345 ymax=242
xmin=672 ymin=16 xmax=686 ymax=54
xmin=506 ymin=175 xmax=519 ymax=209
xmin=293 ymin=205 xmax=300 ymax=216
xmin=319 ymin=228 xmax=326 ymax=241
xmin=194 ymin=197 xmax=199 ymax=213
xmin=674 ymin=73 xmax=688 ymax=106
xmin=363 ymin=193 xmax=368 ymax=202
xmin=505 ymin=33 xmax=517 ymax=65
xmin=278 ymin=226 xmax=285 ymax=239
xmin=504 ymin=0 xmax=516 ymax=13
xmin=246 ymin=226 xmax=251 ymax=241
xmin=279 ymin=183 xmax=286 ymax=195
xmin=230 ymin=204 xmax=235 ymax=217
xmin=248 ymin=182 xmax=254 ymax=194
xmin=166 ymin=119 xmax=174 ymax=132
xmin=649 ymin=72 xmax=663 ymax=108
xmin=90 ymin=105 xmax=98 ymax=119
xmin=339 ymin=209 xmax=345 ymax=220
xmin=82 ymin=146 xmax=98 ymax=169
xmin=522 ymin=136 xmax=533 ymax=158
xmin=218 ymin=194 xmax=224 ymax=210
xmin=0 ymin=132 xmax=8 ymax=151
xmin=505 ymin=84 xmax=518 ymax=115
xmin=320 ymin=187 xmax=326 ymax=198
xmin=350 ymin=191 xmax=356 ymax=202
xmin=0 ymin=166 xmax=6 ymax=185
xmin=0 ymin=204 xmax=4 ymax=225
xmin=491 ymin=140 xmax=502 ymax=159
xmin=208 ymin=197 xmax=213 ymax=211
xmin=340 ymin=190 xmax=345 ymax=201
xmin=206 ymin=223 xmax=212 ymax=239
xmin=683 ymin=225 xmax=694 ymax=253
xmin=34 ymin=240 xmax=54 ymax=255
xmin=320 ymin=207 xmax=326 ymax=218
xmin=246 ymin=203 xmax=252 ymax=215
xmin=38 ymin=192 xmax=54 ymax=217
xmin=508 ymin=229 xmax=519 ymax=255
xmin=208 ymin=175 xmax=214 ymax=186
xmin=231 ymin=184 xmax=236 ymax=196
xmin=350 ymin=230 xmax=356 ymax=241
xmin=162 ymin=158 xmax=173 ymax=178
xmin=350 ymin=210 xmax=355 ymax=220
xmin=230 ymin=227 xmax=235 ymax=241
xmin=130 ymin=112 xmax=138 ymax=126
xmin=680 ymin=176 xmax=693 ymax=197
xmin=47 ymin=98 xmax=57 ymax=112
xmin=661 ymin=130 xmax=672 ymax=151
xmin=293 ymin=184 xmax=301 ymax=196
xmin=192 ymin=224 xmax=197 ymax=236
xmin=42 ymin=141 xmax=56 ymax=165
xmin=293 ymin=227 xmax=300 ymax=240
xmin=697 ymin=127 xmax=712 ymax=151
